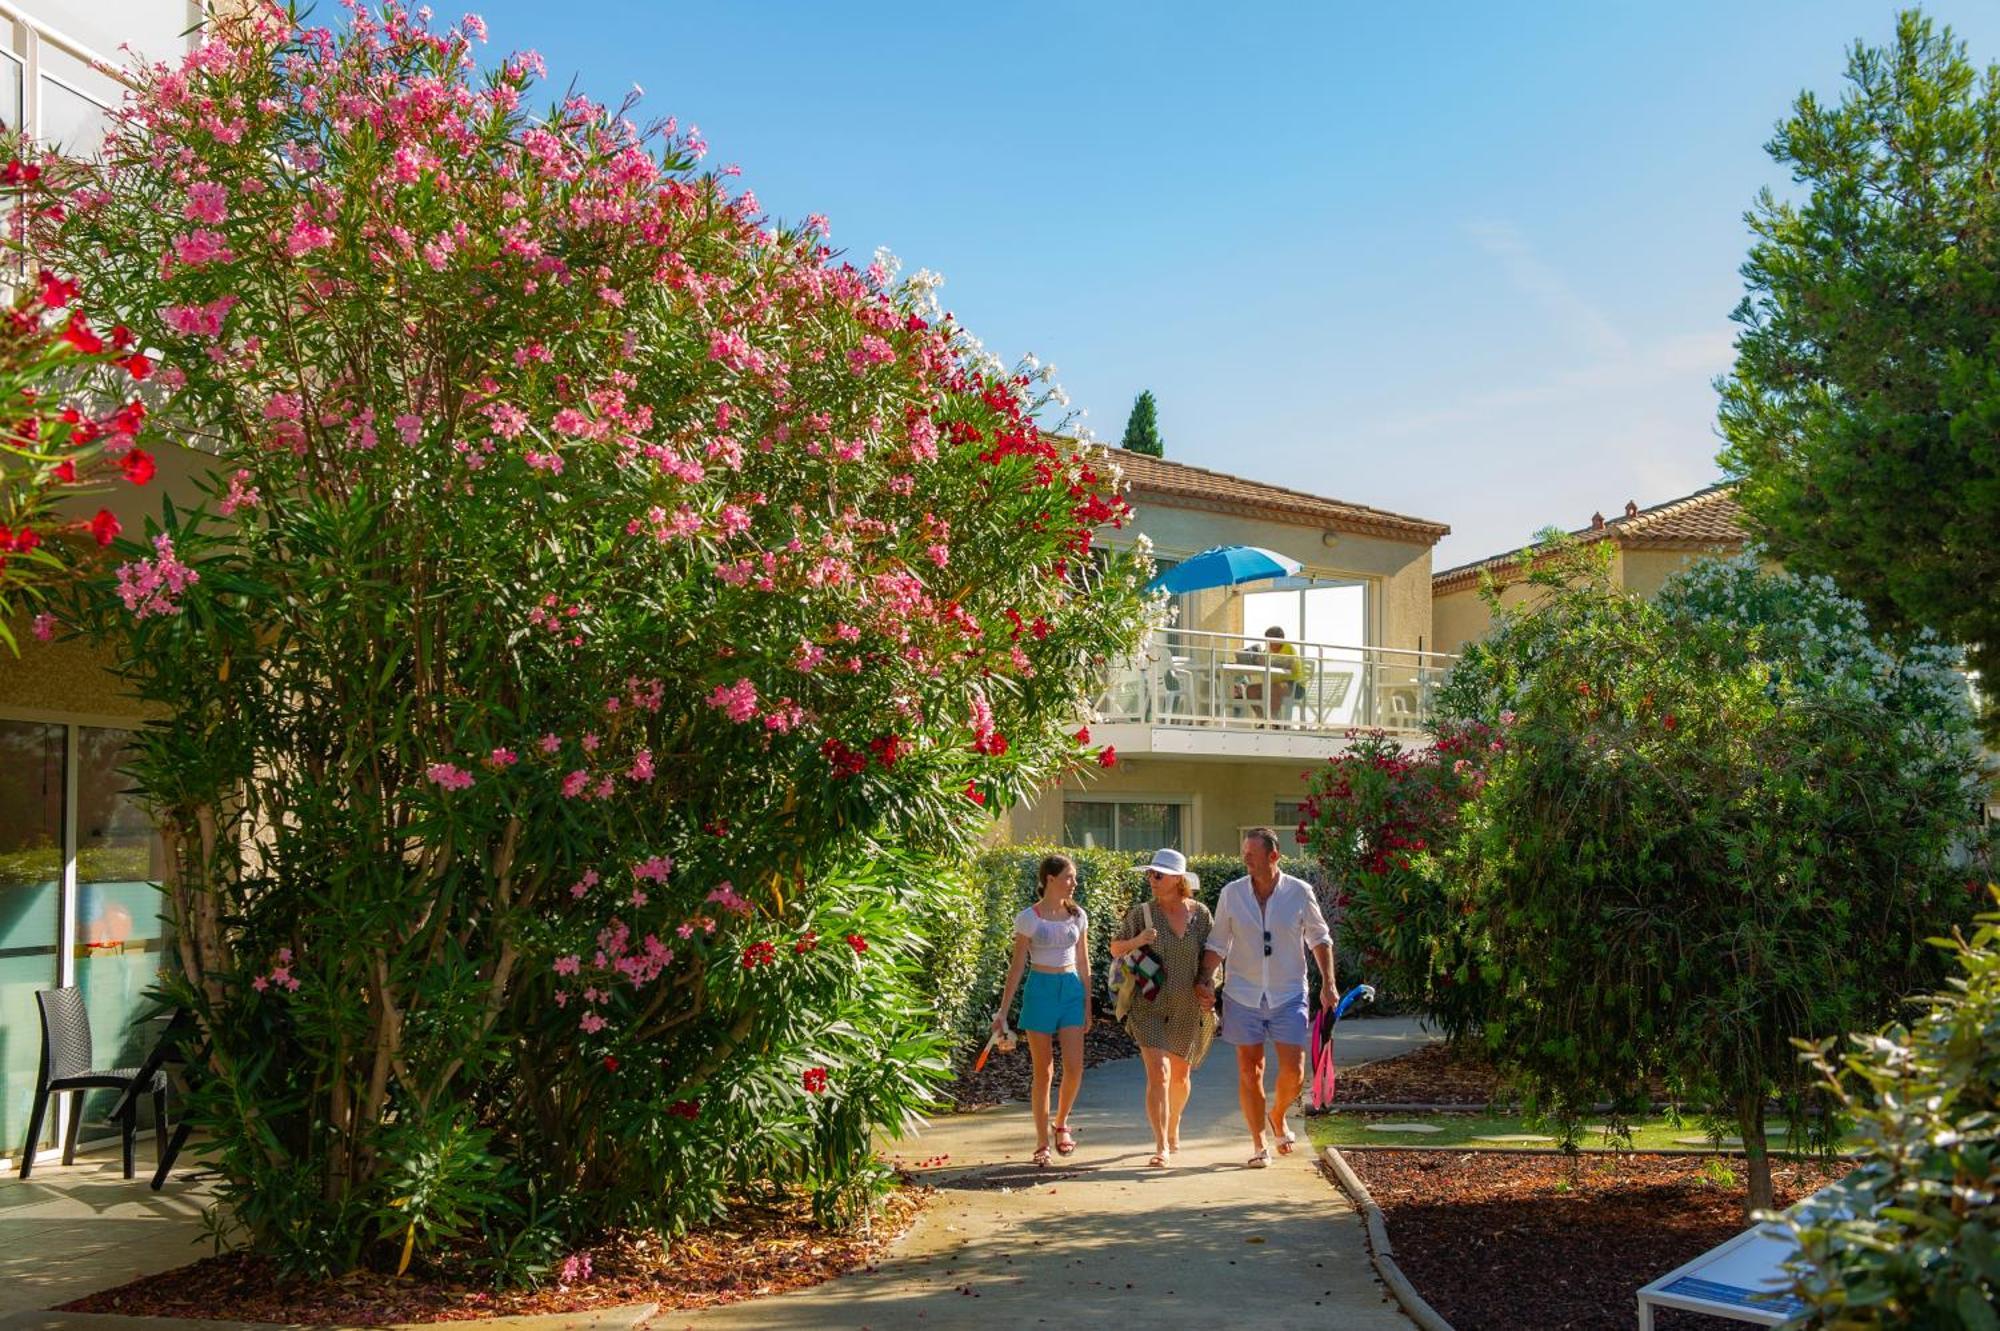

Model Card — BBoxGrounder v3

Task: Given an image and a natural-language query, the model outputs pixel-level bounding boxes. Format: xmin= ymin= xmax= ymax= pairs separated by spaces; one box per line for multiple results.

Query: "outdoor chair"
xmin=17 ymin=987 xmax=170 ymax=1180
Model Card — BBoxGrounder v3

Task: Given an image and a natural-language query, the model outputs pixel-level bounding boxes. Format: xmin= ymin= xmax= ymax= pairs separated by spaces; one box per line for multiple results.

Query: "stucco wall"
xmin=997 ymin=755 xmax=1318 ymax=856
xmin=1 ymin=442 xmax=210 ymax=722
xmin=1430 ymin=578 xmax=1550 ymax=655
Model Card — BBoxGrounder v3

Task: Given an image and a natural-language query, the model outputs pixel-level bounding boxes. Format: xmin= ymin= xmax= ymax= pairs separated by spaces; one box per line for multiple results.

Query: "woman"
xmin=1111 ymin=847 xmax=1213 ymax=1168
xmin=992 ymin=854 xmax=1092 ymax=1166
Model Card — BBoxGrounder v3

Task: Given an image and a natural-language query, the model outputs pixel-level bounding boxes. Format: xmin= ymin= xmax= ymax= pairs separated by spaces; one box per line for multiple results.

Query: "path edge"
xmin=1319 ymin=1147 xmax=1456 ymax=1331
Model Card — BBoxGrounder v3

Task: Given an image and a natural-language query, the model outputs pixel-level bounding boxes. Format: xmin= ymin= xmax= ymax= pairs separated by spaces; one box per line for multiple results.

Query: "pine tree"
xmin=1120 ymin=389 xmax=1164 ymax=457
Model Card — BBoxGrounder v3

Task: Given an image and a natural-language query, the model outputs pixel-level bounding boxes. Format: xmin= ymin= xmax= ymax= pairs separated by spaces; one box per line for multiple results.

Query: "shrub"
xmin=1779 ymin=891 xmax=2000 ymax=1327
xmin=0 ymin=137 xmax=158 ymax=650
xmin=1438 ymin=548 xmax=1989 ymax=1215
xmin=47 ymin=4 xmax=1149 ymax=1274
xmin=1299 ymin=726 xmax=1494 ymax=1037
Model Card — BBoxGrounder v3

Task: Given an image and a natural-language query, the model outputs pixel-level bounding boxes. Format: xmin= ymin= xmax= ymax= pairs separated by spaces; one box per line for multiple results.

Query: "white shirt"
xmin=1208 ymin=873 xmax=1332 ymax=1009
xmin=1014 ymin=905 xmax=1086 ymax=969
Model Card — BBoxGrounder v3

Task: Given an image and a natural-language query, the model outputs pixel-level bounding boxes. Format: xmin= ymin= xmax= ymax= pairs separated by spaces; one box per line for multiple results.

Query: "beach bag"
xmin=1112 ymin=903 xmax=1161 ymax=1020
xmin=1309 ymin=984 xmax=1377 ymax=1110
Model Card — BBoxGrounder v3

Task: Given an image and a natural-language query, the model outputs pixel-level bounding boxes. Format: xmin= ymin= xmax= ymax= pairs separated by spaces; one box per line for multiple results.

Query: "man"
xmin=1239 ymin=626 xmax=1307 ymax=721
xmin=1197 ymin=828 xmax=1336 ymax=1168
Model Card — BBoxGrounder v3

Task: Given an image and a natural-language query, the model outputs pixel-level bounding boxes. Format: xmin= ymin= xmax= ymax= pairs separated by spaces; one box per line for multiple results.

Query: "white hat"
xmin=1132 ymin=847 xmax=1186 ymax=875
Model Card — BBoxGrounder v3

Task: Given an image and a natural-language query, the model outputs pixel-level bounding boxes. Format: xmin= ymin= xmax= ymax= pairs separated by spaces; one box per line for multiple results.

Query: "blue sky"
xmin=469 ymin=2 xmax=2000 ymax=566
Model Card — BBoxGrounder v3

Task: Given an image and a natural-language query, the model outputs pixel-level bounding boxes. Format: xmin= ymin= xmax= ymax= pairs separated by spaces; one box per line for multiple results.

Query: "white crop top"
xmin=1014 ymin=904 xmax=1086 ymax=968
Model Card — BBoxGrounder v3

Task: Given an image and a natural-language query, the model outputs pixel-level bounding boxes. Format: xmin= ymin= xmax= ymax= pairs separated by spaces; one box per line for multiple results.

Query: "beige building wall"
xmin=999 ymin=756 xmax=1319 ymax=857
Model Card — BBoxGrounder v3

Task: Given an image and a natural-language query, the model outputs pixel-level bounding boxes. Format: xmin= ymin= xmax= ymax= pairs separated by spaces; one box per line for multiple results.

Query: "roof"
xmin=1432 ymin=483 xmax=1747 ymax=595
xmin=1105 ymin=448 xmax=1452 ymax=545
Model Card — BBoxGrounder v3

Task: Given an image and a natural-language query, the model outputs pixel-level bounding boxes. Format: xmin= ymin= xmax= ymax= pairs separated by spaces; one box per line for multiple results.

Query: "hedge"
xmin=913 ymin=845 xmax=1351 ymax=1068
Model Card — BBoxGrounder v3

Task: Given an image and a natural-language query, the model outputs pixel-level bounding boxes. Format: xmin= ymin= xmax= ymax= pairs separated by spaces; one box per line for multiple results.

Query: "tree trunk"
xmin=1737 ymin=1092 xmax=1773 ymax=1218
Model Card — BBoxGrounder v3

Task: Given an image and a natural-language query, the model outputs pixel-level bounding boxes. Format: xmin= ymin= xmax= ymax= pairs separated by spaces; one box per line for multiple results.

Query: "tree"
xmin=1438 ymin=550 xmax=1989 ymax=1215
xmin=47 ymin=3 xmax=1149 ymax=1275
xmin=1718 ymin=11 xmax=2000 ymax=739
xmin=1778 ymin=891 xmax=1999 ymax=1327
xmin=1120 ymin=388 xmax=1163 ymax=456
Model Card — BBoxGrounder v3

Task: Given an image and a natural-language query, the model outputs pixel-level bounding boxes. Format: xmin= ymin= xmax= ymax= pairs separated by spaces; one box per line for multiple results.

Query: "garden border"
xmin=1319 ymin=1147 xmax=1456 ymax=1331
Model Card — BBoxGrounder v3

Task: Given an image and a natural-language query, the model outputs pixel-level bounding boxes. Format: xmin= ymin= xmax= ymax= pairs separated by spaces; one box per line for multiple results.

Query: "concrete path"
xmin=670 ymin=1014 xmax=1435 ymax=1331
xmin=0 ymin=1148 xmax=213 ymax=1319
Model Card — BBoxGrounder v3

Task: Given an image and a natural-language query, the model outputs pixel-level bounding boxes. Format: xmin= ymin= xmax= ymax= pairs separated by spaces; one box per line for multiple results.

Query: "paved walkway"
xmin=0 ymin=1147 xmax=213 ymax=1320
xmin=672 ymin=1014 xmax=1434 ymax=1331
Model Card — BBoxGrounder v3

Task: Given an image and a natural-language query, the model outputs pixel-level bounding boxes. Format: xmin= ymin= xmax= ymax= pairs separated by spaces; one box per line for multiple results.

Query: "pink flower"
xmin=218 ymin=469 xmax=261 ymax=515
xmin=251 ymin=975 xmax=269 ymax=993
xmin=487 ymin=747 xmax=518 ymax=768
xmin=115 ymin=534 xmax=200 ymax=619
xmin=31 ymin=613 xmax=55 ymax=642
xmin=569 ymin=869 xmax=599 ymax=899
xmin=581 ymin=733 xmax=600 ymax=752
xmin=394 ymin=414 xmax=423 ymax=446
xmin=425 ymin=762 xmax=474 ymax=791
xmin=286 ymin=219 xmax=334 ymax=256
xmin=628 ymin=750 xmax=655 ymax=782
xmin=554 ymin=954 xmax=581 ymax=976
xmin=706 ymin=883 xmax=751 ymax=916
xmin=561 ymin=769 xmax=590 ymax=799
xmin=579 ymin=1011 xmax=606 ymax=1034
xmin=539 ymin=733 xmax=562 ymax=754
xmin=633 ymin=855 xmax=673 ymax=882
xmin=706 ymin=677 xmax=760 ymax=723
xmin=172 ymin=228 xmax=233 ymax=266
xmin=184 ymin=181 xmax=227 ymax=223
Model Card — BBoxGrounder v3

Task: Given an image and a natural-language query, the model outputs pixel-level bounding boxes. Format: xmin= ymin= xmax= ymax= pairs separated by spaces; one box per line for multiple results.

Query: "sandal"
xmin=1032 ymin=1145 xmax=1052 ymax=1167
xmin=1245 ymin=1148 xmax=1271 ymax=1169
xmin=1148 ymin=1151 xmax=1169 ymax=1168
xmin=1273 ymin=1130 xmax=1297 ymax=1157
xmin=1054 ymin=1125 xmax=1076 ymax=1156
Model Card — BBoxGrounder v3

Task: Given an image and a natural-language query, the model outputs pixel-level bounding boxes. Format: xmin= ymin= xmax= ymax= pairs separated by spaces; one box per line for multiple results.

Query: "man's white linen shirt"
xmin=1209 ymin=872 xmax=1333 ymax=1009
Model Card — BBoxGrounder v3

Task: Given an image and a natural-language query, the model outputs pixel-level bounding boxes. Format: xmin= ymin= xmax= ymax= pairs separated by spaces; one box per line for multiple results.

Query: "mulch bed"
xmin=1334 ymin=1041 xmax=1504 ymax=1106
xmin=1341 ymin=1150 xmax=1853 ymax=1331
xmin=61 ymin=1186 xmax=929 ymax=1325
xmin=940 ymin=1015 xmax=1138 ymax=1111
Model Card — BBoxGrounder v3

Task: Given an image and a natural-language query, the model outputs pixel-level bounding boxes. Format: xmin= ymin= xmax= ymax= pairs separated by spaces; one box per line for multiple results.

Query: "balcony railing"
xmin=1095 ymin=629 xmax=1457 ymax=735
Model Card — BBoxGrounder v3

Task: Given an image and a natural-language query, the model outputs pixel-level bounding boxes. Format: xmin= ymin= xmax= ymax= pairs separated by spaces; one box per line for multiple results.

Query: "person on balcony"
xmin=1238 ymin=626 xmax=1307 ymax=721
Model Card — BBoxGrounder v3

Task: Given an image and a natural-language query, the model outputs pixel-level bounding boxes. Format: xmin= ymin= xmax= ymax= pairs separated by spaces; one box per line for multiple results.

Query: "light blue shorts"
xmin=1220 ymin=993 xmax=1311 ymax=1048
xmin=1018 ymin=970 xmax=1086 ymax=1033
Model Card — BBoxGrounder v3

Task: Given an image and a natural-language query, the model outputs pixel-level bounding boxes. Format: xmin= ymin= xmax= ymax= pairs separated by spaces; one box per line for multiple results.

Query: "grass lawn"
xmin=1307 ymin=1110 xmax=1860 ymax=1154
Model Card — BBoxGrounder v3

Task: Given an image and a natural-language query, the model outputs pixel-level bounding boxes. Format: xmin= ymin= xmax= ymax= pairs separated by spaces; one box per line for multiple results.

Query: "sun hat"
xmin=1130 ymin=848 xmax=1200 ymax=894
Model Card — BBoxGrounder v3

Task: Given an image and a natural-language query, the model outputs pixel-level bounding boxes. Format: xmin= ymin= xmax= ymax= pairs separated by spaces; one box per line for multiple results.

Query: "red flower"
xmin=37 ymin=270 xmax=77 ymax=308
xmin=869 ymin=733 xmax=905 ymax=767
xmin=10 ymin=526 xmax=41 ymax=553
xmin=666 ymin=1098 xmax=701 ymax=1120
xmin=741 ymin=940 xmax=778 ymax=969
xmin=846 ymin=933 xmax=869 ymax=955
xmin=802 ymin=1067 xmax=828 ymax=1095
xmin=110 ymin=401 xmax=146 ymax=436
xmin=52 ymin=460 xmax=75 ymax=484
xmin=963 ymin=781 xmax=986 ymax=806
xmin=794 ymin=930 xmax=819 ymax=955
xmin=2 ymin=159 xmax=42 ymax=186
xmin=1663 ymin=714 xmax=1677 ymax=730
xmin=89 ymin=508 xmax=120 ymax=547
xmin=119 ymin=354 xmax=153 ymax=382
xmin=119 ymin=449 xmax=156 ymax=485
xmin=60 ymin=313 xmax=104 ymax=355
xmin=1074 ymin=726 xmax=1090 ymax=745
xmin=1098 ymin=746 xmax=1117 ymax=768
xmin=602 ymin=1055 xmax=619 ymax=1072
xmin=110 ymin=325 xmax=135 ymax=350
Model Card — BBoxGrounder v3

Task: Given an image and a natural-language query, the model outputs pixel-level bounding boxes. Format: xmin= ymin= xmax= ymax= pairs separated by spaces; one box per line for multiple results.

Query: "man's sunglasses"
xmin=1263 ymin=930 xmax=1273 ymax=957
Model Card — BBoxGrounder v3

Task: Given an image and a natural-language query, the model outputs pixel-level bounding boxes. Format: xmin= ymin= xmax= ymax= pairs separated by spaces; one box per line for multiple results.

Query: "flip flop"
xmin=1245 ymin=1149 xmax=1270 ymax=1169
xmin=1054 ymin=1125 xmax=1076 ymax=1156
xmin=1032 ymin=1145 xmax=1052 ymax=1167
xmin=1272 ymin=1128 xmax=1297 ymax=1156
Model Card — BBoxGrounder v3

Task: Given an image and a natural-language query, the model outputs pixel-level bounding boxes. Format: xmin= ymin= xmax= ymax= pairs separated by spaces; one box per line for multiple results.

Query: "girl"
xmin=1111 ymin=847 xmax=1212 ymax=1168
xmin=992 ymin=854 xmax=1091 ymax=1166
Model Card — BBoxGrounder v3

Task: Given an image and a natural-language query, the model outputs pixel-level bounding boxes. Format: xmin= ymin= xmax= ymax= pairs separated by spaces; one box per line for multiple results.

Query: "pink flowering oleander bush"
xmin=0 ymin=137 xmax=161 ymax=651
xmin=47 ymin=3 xmax=1149 ymax=1278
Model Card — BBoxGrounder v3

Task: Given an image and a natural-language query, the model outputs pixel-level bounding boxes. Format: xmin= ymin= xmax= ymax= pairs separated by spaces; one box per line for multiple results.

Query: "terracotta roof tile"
xmin=1105 ymin=448 xmax=1451 ymax=544
xmin=1433 ymin=483 xmax=1747 ymax=594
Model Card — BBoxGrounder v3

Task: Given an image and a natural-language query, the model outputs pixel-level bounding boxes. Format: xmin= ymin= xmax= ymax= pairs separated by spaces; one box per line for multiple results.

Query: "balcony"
xmin=1092 ymin=629 xmax=1456 ymax=762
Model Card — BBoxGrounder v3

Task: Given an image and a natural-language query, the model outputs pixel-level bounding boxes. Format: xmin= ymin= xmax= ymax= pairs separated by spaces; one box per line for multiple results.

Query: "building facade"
xmin=0 ymin=0 xmax=200 ymax=1170
xmin=996 ymin=451 xmax=1452 ymax=855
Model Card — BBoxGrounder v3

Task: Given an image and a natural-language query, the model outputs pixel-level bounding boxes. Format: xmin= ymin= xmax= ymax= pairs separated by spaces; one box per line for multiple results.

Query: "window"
xmin=1273 ymin=801 xmax=1312 ymax=854
xmin=1063 ymin=798 xmax=1185 ymax=852
xmin=0 ymin=717 xmax=168 ymax=1163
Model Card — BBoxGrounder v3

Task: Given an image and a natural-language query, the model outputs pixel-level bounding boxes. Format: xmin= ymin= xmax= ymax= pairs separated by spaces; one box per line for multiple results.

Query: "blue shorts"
xmin=1220 ymin=993 xmax=1311 ymax=1048
xmin=1018 ymin=970 xmax=1086 ymax=1033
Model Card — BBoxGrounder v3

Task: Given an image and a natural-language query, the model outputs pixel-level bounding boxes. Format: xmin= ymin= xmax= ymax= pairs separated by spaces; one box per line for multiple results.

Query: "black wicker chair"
xmin=17 ymin=987 xmax=168 ymax=1180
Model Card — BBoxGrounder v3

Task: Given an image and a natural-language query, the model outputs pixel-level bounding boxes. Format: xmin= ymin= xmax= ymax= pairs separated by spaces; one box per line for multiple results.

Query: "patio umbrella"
xmin=1146 ymin=544 xmax=1302 ymax=594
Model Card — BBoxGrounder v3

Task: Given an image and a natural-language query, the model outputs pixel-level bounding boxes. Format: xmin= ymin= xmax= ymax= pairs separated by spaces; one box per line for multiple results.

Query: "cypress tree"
xmin=1120 ymin=389 xmax=1164 ymax=457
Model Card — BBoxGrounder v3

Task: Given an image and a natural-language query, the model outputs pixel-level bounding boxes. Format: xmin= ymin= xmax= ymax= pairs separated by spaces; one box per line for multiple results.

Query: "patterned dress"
xmin=1115 ymin=899 xmax=1214 ymax=1059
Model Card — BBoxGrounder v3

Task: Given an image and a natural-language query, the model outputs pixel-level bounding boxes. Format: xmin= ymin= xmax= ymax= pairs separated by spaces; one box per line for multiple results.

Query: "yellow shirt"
xmin=1268 ymin=641 xmax=1307 ymax=682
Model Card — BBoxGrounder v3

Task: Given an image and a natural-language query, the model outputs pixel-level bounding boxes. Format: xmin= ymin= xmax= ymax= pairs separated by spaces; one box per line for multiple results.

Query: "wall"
xmin=1000 ymin=755 xmax=1319 ymax=856
xmin=1430 ymin=578 xmax=1548 ymax=655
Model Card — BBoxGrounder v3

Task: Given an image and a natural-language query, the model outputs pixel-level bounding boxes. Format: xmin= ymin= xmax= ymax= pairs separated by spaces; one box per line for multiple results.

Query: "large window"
xmin=0 ymin=717 xmax=167 ymax=1163
xmin=1063 ymin=798 xmax=1186 ymax=852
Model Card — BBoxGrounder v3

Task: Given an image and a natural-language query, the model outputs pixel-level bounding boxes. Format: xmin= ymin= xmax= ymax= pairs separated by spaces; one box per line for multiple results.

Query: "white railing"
xmin=0 ymin=0 xmax=132 ymax=148
xmin=1095 ymin=628 xmax=1457 ymax=734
